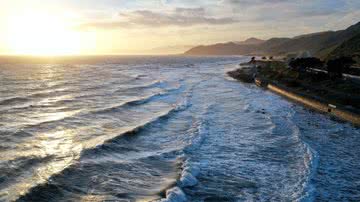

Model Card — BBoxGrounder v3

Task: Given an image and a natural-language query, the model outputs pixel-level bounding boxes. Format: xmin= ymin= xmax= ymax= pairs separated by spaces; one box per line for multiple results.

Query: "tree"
xmin=289 ymin=57 xmax=324 ymax=71
xmin=249 ymin=56 xmax=256 ymax=64
xmin=327 ymin=56 xmax=356 ymax=78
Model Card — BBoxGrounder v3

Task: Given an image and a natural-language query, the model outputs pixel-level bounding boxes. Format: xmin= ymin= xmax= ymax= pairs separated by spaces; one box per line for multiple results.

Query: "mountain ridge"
xmin=185 ymin=22 xmax=360 ymax=59
xmin=235 ymin=37 xmax=265 ymax=45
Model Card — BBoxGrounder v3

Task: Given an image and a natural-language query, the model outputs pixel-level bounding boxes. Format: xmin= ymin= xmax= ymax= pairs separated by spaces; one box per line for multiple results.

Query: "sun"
xmin=6 ymin=12 xmax=81 ymax=56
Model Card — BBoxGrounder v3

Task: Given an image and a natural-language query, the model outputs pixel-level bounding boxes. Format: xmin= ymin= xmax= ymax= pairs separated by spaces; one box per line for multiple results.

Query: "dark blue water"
xmin=0 ymin=56 xmax=359 ymax=202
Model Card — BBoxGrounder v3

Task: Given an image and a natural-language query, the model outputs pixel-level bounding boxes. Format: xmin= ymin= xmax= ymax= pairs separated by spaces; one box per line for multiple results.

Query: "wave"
xmin=0 ymin=89 xmax=71 ymax=111
xmin=14 ymin=96 xmax=192 ymax=201
xmin=83 ymin=96 xmax=192 ymax=157
xmin=0 ymin=129 xmax=32 ymax=138
xmin=0 ymin=130 xmax=33 ymax=151
xmin=21 ymin=90 xmax=171 ymax=130
xmin=86 ymin=81 xmax=183 ymax=115
xmin=183 ymin=121 xmax=207 ymax=153
xmin=158 ymin=187 xmax=187 ymax=202
xmin=0 ymin=155 xmax=54 ymax=190
xmin=157 ymin=105 xmax=211 ymax=202
xmin=89 ymin=91 xmax=169 ymax=116
xmin=179 ymin=160 xmax=200 ymax=187
xmin=283 ymin=109 xmax=319 ymax=202
xmin=299 ymin=141 xmax=318 ymax=202
xmin=156 ymin=160 xmax=200 ymax=202
xmin=0 ymin=155 xmax=52 ymax=173
xmin=0 ymin=97 xmax=29 ymax=106
xmin=1 ymin=80 xmax=164 ymax=110
xmin=296 ymin=126 xmax=319 ymax=202
xmin=11 ymin=80 xmax=194 ymax=201
xmin=114 ymin=80 xmax=165 ymax=94
xmin=28 ymin=88 xmax=71 ymax=99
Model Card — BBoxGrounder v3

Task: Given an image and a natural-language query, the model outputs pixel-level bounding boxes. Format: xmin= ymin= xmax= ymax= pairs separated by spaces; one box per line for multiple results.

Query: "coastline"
xmin=267 ymin=82 xmax=360 ymax=126
xmin=228 ymin=61 xmax=360 ymax=126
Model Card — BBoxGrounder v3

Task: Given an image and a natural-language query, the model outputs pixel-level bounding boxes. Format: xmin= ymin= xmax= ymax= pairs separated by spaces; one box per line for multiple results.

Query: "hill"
xmin=327 ymin=33 xmax=360 ymax=62
xmin=235 ymin=37 xmax=265 ymax=45
xmin=185 ymin=22 xmax=360 ymax=58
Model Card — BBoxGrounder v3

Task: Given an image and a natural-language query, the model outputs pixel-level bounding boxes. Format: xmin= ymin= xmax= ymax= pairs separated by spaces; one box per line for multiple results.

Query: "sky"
xmin=0 ymin=0 xmax=359 ymax=55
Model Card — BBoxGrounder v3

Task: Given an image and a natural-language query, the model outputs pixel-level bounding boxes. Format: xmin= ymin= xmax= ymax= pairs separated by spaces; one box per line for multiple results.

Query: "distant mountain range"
xmin=184 ymin=22 xmax=360 ymax=60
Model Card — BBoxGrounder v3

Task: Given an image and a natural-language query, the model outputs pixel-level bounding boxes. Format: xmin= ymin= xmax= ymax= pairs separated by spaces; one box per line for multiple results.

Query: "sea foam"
xmin=179 ymin=160 xmax=200 ymax=187
xmin=159 ymin=187 xmax=187 ymax=202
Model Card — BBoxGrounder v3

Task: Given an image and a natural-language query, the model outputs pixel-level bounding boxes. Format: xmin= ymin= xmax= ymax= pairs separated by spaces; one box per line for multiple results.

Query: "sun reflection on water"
xmin=37 ymin=129 xmax=83 ymax=178
xmin=4 ymin=128 xmax=83 ymax=201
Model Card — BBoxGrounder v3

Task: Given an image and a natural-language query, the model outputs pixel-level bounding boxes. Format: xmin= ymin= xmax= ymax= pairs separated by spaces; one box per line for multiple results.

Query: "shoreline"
xmin=228 ymin=61 xmax=360 ymax=126
xmin=267 ymin=81 xmax=360 ymax=126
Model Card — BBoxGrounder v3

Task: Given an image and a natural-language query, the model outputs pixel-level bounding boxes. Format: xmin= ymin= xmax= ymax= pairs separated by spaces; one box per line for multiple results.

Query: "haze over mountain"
xmin=185 ymin=22 xmax=360 ymax=59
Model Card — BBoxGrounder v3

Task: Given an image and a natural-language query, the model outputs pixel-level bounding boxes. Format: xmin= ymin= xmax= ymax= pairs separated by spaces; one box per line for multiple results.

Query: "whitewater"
xmin=0 ymin=56 xmax=359 ymax=202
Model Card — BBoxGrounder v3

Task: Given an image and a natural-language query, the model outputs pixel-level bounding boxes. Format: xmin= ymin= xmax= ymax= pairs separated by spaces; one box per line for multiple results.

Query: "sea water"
xmin=0 ymin=56 xmax=359 ymax=202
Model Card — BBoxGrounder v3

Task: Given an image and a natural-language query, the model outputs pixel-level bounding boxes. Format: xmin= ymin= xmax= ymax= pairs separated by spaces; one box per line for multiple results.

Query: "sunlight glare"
xmin=6 ymin=12 xmax=81 ymax=55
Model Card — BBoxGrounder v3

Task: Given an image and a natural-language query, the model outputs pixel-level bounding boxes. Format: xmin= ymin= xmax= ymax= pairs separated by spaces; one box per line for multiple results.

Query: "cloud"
xmin=220 ymin=0 xmax=290 ymax=7
xmin=78 ymin=7 xmax=238 ymax=30
xmin=74 ymin=0 xmax=360 ymax=44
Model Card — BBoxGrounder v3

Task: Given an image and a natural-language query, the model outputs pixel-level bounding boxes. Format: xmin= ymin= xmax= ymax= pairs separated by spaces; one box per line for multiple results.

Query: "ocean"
xmin=0 ymin=56 xmax=359 ymax=202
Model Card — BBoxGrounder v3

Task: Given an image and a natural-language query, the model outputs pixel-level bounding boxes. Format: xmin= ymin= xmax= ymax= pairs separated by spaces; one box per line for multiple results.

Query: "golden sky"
xmin=0 ymin=0 xmax=359 ymax=55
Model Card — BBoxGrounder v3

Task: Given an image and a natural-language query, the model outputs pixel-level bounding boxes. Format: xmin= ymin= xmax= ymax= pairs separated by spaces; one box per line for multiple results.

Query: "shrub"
xmin=327 ymin=56 xmax=356 ymax=78
xmin=289 ymin=57 xmax=324 ymax=71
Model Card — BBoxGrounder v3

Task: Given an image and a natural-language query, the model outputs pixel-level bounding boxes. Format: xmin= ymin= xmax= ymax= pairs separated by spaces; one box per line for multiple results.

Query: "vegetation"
xmin=327 ymin=57 xmax=356 ymax=78
xmin=328 ymin=33 xmax=360 ymax=62
xmin=289 ymin=57 xmax=324 ymax=71
xmin=286 ymin=56 xmax=357 ymax=78
xmin=227 ymin=69 xmax=255 ymax=83
xmin=227 ymin=21 xmax=360 ymax=111
xmin=257 ymin=61 xmax=302 ymax=86
xmin=250 ymin=57 xmax=256 ymax=64
xmin=229 ymin=56 xmax=360 ymax=110
xmin=251 ymin=60 xmax=360 ymax=109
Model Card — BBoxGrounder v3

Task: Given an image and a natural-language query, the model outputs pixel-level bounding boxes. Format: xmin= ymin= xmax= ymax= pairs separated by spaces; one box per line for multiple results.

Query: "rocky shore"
xmin=229 ymin=60 xmax=360 ymax=126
